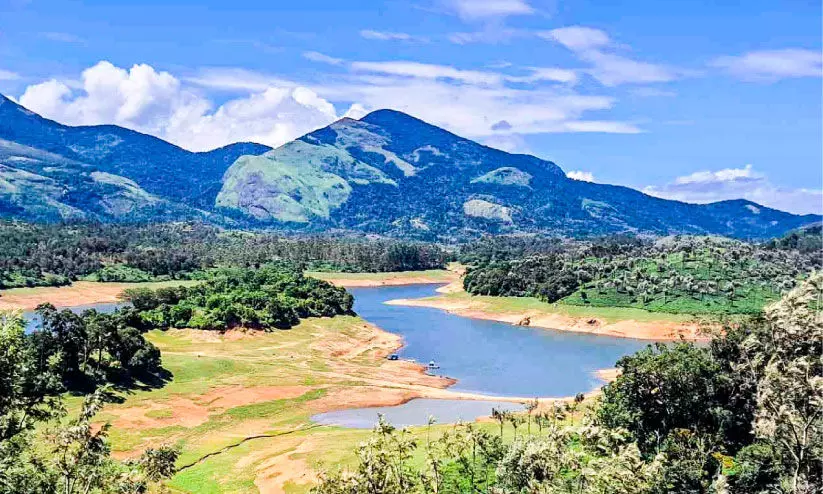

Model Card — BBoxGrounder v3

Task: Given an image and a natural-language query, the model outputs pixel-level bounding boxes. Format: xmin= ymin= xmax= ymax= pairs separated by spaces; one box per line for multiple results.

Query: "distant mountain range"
xmin=0 ymin=93 xmax=818 ymax=240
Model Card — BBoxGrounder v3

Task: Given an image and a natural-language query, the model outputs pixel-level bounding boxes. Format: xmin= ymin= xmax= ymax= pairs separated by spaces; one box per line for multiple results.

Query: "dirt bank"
xmin=386 ymin=295 xmax=709 ymax=341
xmin=0 ymin=281 xmax=135 ymax=310
xmin=310 ymin=270 xmax=459 ymax=288
xmin=0 ymin=280 xmax=195 ymax=311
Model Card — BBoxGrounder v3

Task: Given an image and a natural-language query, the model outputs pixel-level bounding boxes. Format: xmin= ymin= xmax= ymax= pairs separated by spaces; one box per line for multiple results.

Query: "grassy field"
xmin=425 ymin=290 xmax=695 ymax=324
xmin=63 ymin=314 xmax=460 ymax=493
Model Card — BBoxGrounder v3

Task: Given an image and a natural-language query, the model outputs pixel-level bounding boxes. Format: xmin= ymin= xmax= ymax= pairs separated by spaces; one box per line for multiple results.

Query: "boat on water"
xmin=427 ymin=360 xmax=440 ymax=369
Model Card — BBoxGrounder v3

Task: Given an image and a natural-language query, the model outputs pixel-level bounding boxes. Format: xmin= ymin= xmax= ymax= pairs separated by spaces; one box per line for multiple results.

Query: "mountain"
xmin=216 ymin=109 xmax=819 ymax=240
xmin=0 ymin=94 xmax=271 ymax=221
xmin=0 ymin=94 xmax=818 ymax=239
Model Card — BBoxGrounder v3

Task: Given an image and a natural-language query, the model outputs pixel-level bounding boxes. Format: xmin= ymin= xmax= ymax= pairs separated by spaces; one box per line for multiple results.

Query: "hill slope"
xmin=0 ymin=94 xmax=817 ymax=238
xmin=218 ymin=109 xmax=819 ymax=239
xmin=0 ymin=94 xmax=271 ymax=219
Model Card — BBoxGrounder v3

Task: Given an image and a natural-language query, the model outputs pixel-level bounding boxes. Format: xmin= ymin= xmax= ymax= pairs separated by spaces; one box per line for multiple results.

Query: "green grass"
xmin=430 ymin=291 xmax=693 ymax=323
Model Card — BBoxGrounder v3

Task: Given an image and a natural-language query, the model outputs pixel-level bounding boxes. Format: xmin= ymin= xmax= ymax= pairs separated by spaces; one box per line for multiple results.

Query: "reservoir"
xmin=313 ymin=284 xmax=652 ymax=428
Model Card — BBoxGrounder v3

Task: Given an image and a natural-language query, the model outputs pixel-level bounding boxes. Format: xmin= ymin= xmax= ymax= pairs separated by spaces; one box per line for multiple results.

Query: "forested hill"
xmin=1 ymin=93 xmax=819 ymax=239
xmin=0 ymin=94 xmax=270 ymax=221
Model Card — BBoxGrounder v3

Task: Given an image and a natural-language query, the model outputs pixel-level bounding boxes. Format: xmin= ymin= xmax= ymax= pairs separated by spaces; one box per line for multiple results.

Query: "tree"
xmin=736 ymin=273 xmax=822 ymax=493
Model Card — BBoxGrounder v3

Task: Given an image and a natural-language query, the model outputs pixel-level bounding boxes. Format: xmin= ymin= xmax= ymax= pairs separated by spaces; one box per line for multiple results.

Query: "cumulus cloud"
xmin=711 ymin=49 xmax=822 ymax=82
xmin=543 ymin=26 xmax=685 ymax=86
xmin=360 ymin=30 xmax=429 ymax=43
xmin=19 ymin=61 xmax=341 ymax=151
xmin=16 ymin=54 xmax=644 ymax=154
xmin=643 ymin=164 xmax=822 ymax=215
xmin=566 ymin=170 xmax=595 ymax=182
xmin=446 ymin=0 xmax=534 ymax=20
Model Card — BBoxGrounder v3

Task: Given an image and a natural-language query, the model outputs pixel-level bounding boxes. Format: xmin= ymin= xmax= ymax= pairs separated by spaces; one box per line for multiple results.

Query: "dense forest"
xmin=0 ymin=222 xmax=448 ymax=289
xmin=314 ymin=274 xmax=822 ymax=493
xmin=461 ymin=231 xmax=821 ymax=315
xmin=122 ymin=264 xmax=353 ymax=331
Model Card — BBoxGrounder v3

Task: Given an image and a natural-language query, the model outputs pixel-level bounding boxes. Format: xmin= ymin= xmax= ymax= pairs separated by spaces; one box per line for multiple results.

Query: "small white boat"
xmin=427 ymin=360 xmax=440 ymax=369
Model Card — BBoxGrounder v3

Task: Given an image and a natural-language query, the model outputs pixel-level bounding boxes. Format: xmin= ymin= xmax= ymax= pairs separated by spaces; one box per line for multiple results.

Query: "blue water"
xmin=312 ymin=284 xmax=652 ymax=428
xmin=24 ymin=301 xmax=127 ymax=332
xmin=349 ymin=284 xmax=650 ymax=398
xmin=312 ymin=398 xmax=525 ymax=429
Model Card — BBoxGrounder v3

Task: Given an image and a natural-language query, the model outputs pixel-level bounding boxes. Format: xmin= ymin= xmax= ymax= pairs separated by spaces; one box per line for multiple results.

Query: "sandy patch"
xmin=387 ymin=296 xmax=709 ymax=342
xmin=0 ymin=281 xmax=133 ymax=310
xmin=203 ymin=385 xmax=314 ymax=410
xmin=171 ymin=327 xmax=266 ymax=343
xmin=310 ymin=386 xmax=420 ymax=413
xmin=594 ymin=368 xmax=621 ymax=383
xmin=255 ymin=438 xmax=320 ymax=494
xmin=112 ymin=397 xmax=211 ymax=430
xmin=313 ymin=271 xmax=459 ymax=288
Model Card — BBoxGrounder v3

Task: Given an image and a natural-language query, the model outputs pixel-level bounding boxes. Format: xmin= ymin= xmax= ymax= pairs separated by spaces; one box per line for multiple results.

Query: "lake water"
xmin=24 ymin=301 xmax=127 ymax=332
xmin=312 ymin=398 xmax=525 ymax=429
xmin=16 ymin=283 xmax=653 ymax=428
xmin=312 ymin=284 xmax=652 ymax=428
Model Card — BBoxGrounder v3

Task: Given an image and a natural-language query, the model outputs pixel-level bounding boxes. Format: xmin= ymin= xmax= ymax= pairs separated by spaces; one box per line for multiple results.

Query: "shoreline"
xmin=0 ymin=280 xmax=198 ymax=311
xmin=1 ymin=278 xmax=625 ymax=410
xmin=308 ymin=270 xmax=459 ymax=288
xmin=386 ymin=294 xmax=710 ymax=342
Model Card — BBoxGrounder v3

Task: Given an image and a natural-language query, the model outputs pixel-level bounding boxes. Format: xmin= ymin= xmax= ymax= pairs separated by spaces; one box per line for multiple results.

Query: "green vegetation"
xmin=462 ymin=234 xmax=820 ymax=316
xmin=0 ymin=313 xmax=178 ymax=493
xmin=122 ymin=264 xmax=353 ymax=331
xmin=25 ymin=304 xmax=166 ymax=392
xmin=0 ymin=221 xmax=447 ymax=289
xmin=315 ymin=275 xmax=822 ymax=493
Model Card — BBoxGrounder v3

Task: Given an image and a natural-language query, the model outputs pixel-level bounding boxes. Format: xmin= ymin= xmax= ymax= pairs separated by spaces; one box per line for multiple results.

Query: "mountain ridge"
xmin=0 ymin=93 xmax=818 ymax=239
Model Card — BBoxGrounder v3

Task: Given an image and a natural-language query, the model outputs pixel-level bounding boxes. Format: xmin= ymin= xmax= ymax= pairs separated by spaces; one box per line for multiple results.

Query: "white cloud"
xmin=643 ymin=164 xmax=822 ymax=215
xmin=447 ymin=28 xmax=526 ymax=45
xmin=543 ymin=26 xmax=685 ymax=86
xmin=18 ymin=61 xmax=340 ymax=152
xmin=360 ymin=30 xmax=428 ymax=43
xmin=543 ymin=26 xmax=609 ymax=51
xmin=506 ymin=67 xmax=578 ymax=84
xmin=41 ymin=32 xmax=84 ymax=43
xmin=0 ymin=69 xmax=20 ymax=81
xmin=314 ymin=74 xmax=636 ymax=138
xmin=16 ymin=54 xmax=644 ymax=155
xmin=566 ymin=170 xmax=595 ymax=182
xmin=446 ymin=0 xmax=534 ymax=20
xmin=303 ymin=51 xmax=345 ymax=65
xmin=711 ymin=49 xmax=822 ymax=82
xmin=481 ymin=133 xmax=530 ymax=153
xmin=351 ymin=60 xmax=503 ymax=85
xmin=185 ymin=68 xmax=296 ymax=91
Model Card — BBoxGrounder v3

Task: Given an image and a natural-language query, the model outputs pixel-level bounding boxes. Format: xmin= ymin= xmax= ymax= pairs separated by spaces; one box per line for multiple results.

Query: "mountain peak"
xmin=360 ymin=108 xmax=418 ymax=122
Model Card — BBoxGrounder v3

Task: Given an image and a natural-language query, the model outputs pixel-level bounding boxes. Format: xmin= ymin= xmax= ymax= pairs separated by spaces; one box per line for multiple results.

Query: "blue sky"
xmin=1 ymin=0 xmax=821 ymax=213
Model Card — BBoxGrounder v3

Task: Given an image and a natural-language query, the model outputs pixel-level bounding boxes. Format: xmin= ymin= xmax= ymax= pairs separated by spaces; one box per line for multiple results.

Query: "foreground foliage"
xmin=316 ymin=274 xmax=822 ymax=493
xmin=0 ymin=313 xmax=178 ymax=493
